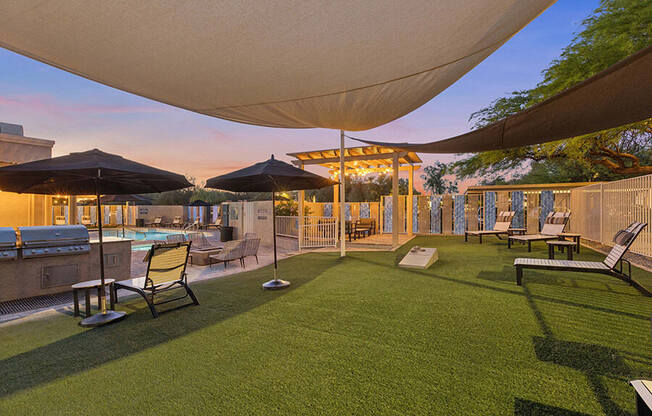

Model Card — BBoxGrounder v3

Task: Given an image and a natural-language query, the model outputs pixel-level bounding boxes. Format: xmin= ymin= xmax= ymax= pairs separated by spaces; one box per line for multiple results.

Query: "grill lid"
xmin=0 ymin=227 xmax=17 ymax=248
xmin=19 ymin=225 xmax=89 ymax=247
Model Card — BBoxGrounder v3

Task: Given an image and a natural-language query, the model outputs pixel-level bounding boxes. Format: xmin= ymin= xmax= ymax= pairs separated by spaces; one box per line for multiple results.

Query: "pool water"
xmin=102 ymin=228 xmax=181 ymax=242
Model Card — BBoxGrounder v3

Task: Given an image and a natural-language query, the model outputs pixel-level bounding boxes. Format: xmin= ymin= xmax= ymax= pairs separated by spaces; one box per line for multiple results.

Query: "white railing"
xmin=275 ymin=216 xmax=338 ymax=248
xmin=299 ymin=216 xmax=338 ymax=249
xmin=571 ymin=174 xmax=652 ymax=257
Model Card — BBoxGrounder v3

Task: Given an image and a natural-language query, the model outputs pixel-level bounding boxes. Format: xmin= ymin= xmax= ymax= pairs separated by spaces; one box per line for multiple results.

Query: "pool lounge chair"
xmin=114 ymin=242 xmax=199 ymax=318
xmin=514 ymin=222 xmax=648 ymax=293
xmin=170 ymin=216 xmax=183 ymax=228
xmin=202 ymin=217 xmax=222 ymax=230
xmin=465 ymin=211 xmax=518 ymax=243
xmin=147 ymin=216 xmax=163 ymax=227
xmin=508 ymin=211 xmax=571 ymax=252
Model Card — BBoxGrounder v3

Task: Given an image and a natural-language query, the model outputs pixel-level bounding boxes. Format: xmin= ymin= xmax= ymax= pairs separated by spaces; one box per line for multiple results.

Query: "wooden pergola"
xmin=288 ymin=145 xmax=422 ymax=254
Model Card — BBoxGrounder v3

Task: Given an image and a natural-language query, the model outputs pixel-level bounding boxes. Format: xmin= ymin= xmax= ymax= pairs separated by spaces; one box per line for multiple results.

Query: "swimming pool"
xmin=102 ymin=228 xmax=181 ymax=242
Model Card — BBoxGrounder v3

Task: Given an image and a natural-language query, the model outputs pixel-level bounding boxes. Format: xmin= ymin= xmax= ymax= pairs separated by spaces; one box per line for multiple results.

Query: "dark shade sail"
xmin=353 ymin=45 xmax=652 ymax=153
xmin=100 ymin=194 xmax=152 ymax=205
xmin=0 ymin=149 xmax=192 ymax=195
xmin=206 ymin=155 xmax=336 ymax=192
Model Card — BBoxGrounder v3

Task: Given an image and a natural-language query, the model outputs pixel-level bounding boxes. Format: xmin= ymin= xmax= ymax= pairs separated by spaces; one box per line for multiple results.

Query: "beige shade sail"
xmin=353 ymin=45 xmax=652 ymax=152
xmin=0 ymin=0 xmax=554 ymax=131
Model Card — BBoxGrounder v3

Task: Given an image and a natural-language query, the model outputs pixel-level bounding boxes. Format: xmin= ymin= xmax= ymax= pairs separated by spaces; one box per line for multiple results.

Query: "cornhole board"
xmin=399 ymin=247 xmax=438 ymax=269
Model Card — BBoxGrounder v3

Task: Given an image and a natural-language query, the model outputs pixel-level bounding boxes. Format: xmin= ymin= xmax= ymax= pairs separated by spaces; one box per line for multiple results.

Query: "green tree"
xmin=453 ymin=0 xmax=652 ymax=181
xmin=421 ymin=162 xmax=458 ymax=194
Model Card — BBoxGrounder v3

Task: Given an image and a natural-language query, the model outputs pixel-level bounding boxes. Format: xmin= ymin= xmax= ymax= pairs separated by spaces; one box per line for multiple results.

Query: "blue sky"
xmin=0 ymin=0 xmax=600 ymax=190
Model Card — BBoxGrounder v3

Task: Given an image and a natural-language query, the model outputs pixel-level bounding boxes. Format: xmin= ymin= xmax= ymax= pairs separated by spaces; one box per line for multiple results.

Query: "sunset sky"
xmin=0 ymin=1 xmax=599 ymax=192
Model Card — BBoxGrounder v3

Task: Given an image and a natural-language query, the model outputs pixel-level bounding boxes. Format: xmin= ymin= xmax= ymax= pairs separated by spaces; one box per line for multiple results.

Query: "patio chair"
xmin=54 ymin=215 xmax=66 ymax=225
xmin=242 ymin=235 xmax=261 ymax=267
xmin=166 ymin=233 xmax=187 ymax=244
xmin=514 ymin=222 xmax=648 ymax=291
xmin=202 ymin=217 xmax=222 ymax=230
xmin=465 ymin=211 xmax=517 ymax=243
xmin=170 ymin=216 xmax=183 ymax=228
xmin=187 ymin=232 xmax=222 ymax=265
xmin=209 ymin=239 xmax=245 ymax=269
xmin=147 ymin=216 xmax=163 ymax=227
xmin=508 ymin=211 xmax=571 ymax=252
xmin=81 ymin=215 xmax=93 ymax=226
xmin=114 ymin=242 xmax=199 ymax=318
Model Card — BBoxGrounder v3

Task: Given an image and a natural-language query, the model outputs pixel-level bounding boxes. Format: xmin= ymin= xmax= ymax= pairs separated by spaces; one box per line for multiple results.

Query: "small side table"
xmin=559 ymin=233 xmax=581 ymax=254
xmin=72 ymin=279 xmax=116 ymax=317
xmin=546 ymin=240 xmax=577 ymax=260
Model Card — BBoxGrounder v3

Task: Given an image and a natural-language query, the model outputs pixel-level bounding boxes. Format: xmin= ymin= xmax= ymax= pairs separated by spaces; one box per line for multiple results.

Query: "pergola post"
xmin=407 ymin=164 xmax=414 ymax=236
xmin=298 ymin=162 xmax=305 ymax=250
xmin=392 ymin=152 xmax=399 ymax=248
xmin=340 ymin=130 xmax=346 ymax=257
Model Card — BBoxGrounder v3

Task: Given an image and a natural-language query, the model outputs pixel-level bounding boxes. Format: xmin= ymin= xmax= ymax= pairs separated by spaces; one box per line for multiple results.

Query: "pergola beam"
xmin=291 ymin=151 xmax=409 ymax=166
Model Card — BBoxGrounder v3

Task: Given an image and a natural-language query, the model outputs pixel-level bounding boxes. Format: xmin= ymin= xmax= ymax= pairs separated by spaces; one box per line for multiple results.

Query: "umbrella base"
xmin=79 ymin=310 xmax=127 ymax=327
xmin=262 ymin=279 xmax=291 ymax=290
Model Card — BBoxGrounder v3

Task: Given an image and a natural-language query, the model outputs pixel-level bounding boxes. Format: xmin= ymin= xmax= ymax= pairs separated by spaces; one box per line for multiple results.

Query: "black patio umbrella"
xmin=206 ymin=155 xmax=335 ymax=290
xmin=0 ymin=149 xmax=192 ymax=326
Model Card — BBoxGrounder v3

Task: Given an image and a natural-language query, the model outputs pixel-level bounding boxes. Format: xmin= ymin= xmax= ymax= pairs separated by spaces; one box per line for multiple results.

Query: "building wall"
xmin=0 ymin=130 xmax=55 ymax=227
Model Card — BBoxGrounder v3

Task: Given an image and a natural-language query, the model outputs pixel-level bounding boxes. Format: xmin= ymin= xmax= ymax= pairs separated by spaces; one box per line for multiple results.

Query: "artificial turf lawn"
xmin=1 ymin=236 xmax=651 ymax=415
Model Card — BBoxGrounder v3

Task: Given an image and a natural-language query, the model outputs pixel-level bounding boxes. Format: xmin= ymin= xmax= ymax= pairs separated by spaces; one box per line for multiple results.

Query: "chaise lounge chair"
xmin=202 ymin=217 xmax=222 ymax=230
xmin=170 ymin=216 xmax=183 ymax=228
xmin=147 ymin=216 xmax=163 ymax=227
xmin=114 ymin=242 xmax=199 ymax=318
xmin=508 ymin=211 xmax=571 ymax=252
xmin=514 ymin=222 xmax=648 ymax=293
xmin=465 ymin=211 xmax=519 ymax=243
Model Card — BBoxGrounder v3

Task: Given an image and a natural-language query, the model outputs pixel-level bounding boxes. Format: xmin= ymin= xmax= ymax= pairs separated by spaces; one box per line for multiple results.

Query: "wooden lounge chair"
xmin=54 ymin=215 xmax=66 ymax=225
xmin=514 ymin=222 xmax=648 ymax=292
xmin=114 ymin=242 xmax=199 ymax=318
xmin=465 ymin=211 xmax=518 ymax=243
xmin=508 ymin=211 xmax=571 ymax=252
xmin=209 ymin=239 xmax=245 ymax=268
xmin=147 ymin=216 xmax=163 ymax=227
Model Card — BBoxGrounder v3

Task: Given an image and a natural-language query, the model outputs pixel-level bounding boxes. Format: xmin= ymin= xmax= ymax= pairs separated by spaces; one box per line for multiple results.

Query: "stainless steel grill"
xmin=19 ymin=225 xmax=90 ymax=259
xmin=0 ymin=227 xmax=17 ymax=261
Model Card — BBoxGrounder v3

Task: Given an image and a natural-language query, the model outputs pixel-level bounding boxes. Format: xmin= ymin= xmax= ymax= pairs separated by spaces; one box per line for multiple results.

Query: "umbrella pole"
xmin=262 ymin=189 xmax=290 ymax=290
xmin=272 ymin=191 xmax=278 ymax=280
xmin=80 ymin=173 xmax=127 ymax=327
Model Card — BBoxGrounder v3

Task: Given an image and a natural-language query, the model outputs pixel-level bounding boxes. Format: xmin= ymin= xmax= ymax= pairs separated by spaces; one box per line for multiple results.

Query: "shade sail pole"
xmin=340 ymin=130 xmax=346 ymax=257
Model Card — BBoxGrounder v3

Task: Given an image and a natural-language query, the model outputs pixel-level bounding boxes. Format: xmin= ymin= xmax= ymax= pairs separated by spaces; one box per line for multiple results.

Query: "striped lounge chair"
xmin=465 ymin=211 xmax=516 ymax=243
xmin=514 ymin=222 xmax=647 ymax=293
xmin=114 ymin=242 xmax=199 ymax=318
xmin=508 ymin=211 xmax=571 ymax=252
